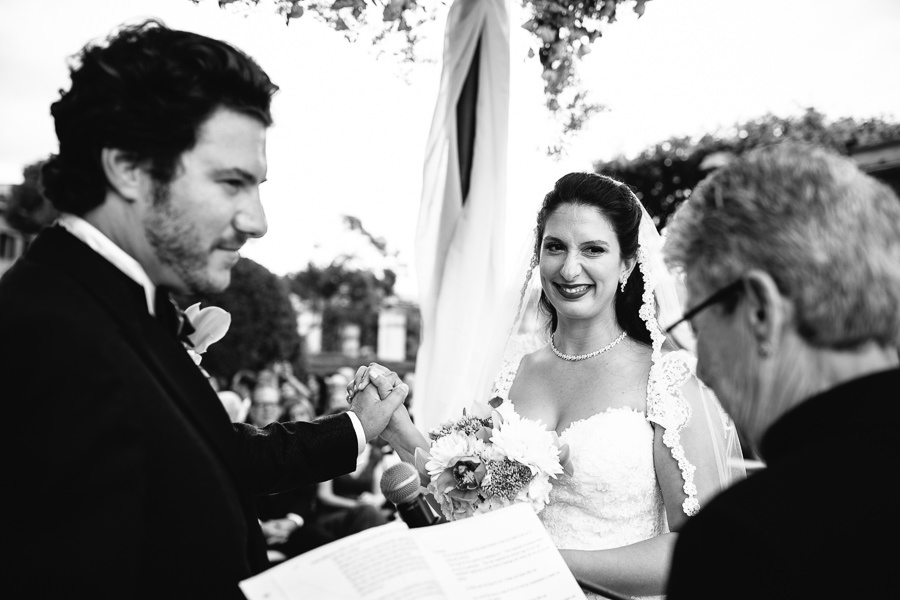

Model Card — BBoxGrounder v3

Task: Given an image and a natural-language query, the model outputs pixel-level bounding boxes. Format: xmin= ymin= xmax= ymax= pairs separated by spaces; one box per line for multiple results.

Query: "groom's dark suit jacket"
xmin=1 ymin=226 xmax=358 ymax=599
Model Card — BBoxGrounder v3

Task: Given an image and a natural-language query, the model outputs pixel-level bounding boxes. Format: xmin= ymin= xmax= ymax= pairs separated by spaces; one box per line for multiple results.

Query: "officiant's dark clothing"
xmin=1 ymin=226 xmax=359 ymax=599
xmin=666 ymin=369 xmax=897 ymax=599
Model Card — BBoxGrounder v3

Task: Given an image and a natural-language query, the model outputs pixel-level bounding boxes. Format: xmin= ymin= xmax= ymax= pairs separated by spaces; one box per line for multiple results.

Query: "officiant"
xmin=662 ymin=143 xmax=900 ymax=598
xmin=1 ymin=20 xmax=408 ymax=599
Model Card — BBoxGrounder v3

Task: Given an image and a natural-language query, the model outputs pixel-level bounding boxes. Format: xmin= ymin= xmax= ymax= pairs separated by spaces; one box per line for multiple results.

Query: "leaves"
xmin=201 ymin=1 xmax=651 ymax=139
xmin=595 ymin=108 xmax=900 ymax=230
xmin=524 ymin=0 xmax=643 ymax=137
xmin=1 ymin=158 xmax=58 ymax=235
xmin=283 ymin=214 xmax=398 ymax=354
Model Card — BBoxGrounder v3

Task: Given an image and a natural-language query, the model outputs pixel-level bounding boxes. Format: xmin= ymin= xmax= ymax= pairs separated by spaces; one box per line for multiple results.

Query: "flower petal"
xmin=186 ymin=305 xmax=232 ymax=354
xmin=558 ymin=442 xmax=574 ymax=477
xmin=414 ymin=448 xmax=433 ymax=485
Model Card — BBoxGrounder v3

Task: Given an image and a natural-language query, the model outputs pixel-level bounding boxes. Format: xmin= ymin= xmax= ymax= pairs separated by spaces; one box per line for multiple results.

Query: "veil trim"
xmin=647 ymin=350 xmax=699 ymax=516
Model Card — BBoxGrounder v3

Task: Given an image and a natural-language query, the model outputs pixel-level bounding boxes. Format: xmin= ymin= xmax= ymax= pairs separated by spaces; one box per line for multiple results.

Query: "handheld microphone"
xmin=380 ymin=461 xmax=440 ymax=528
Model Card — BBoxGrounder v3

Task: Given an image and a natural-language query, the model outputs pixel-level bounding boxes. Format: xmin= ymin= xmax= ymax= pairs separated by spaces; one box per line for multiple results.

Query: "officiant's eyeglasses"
xmin=664 ymin=278 xmax=745 ymax=334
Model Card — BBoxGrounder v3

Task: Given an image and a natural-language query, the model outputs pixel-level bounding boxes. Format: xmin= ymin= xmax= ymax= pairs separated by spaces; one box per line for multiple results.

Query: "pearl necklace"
xmin=549 ymin=331 xmax=628 ymax=362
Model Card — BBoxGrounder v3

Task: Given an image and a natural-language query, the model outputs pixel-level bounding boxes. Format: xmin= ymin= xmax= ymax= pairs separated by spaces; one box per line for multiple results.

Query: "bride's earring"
xmin=619 ymin=272 xmax=628 ymax=293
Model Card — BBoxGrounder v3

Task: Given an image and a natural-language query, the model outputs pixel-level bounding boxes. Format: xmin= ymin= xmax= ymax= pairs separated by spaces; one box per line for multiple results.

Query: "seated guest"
xmin=230 ymin=369 xmax=258 ymax=406
xmin=323 ymin=368 xmax=357 ymax=415
xmin=316 ymin=403 xmax=393 ymax=537
xmin=315 ymin=443 xmax=392 ymax=539
xmin=284 ymin=395 xmax=317 ymax=423
xmin=246 ymin=384 xmax=283 ymax=428
xmin=272 ymin=360 xmax=313 ymax=407
xmin=255 ymin=483 xmax=334 ymax=561
xmin=256 ymin=396 xmax=381 ymax=559
xmin=662 ymin=142 xmax=900 ymax=598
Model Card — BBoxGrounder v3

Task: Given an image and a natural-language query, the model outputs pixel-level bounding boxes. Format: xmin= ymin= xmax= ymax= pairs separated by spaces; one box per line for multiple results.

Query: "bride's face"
xmin=539 ymin=203 xmax=628 ymax=326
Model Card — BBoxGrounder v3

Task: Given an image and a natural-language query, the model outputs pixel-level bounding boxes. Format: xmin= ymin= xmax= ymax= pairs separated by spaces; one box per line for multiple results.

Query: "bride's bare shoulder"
xmin=519 ymin=345 xmax=556 ymax=373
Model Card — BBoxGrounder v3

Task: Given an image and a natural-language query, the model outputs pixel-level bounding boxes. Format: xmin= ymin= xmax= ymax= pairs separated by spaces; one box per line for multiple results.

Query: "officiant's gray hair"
xmin=664 ymin=142 xmax=900 ymax=348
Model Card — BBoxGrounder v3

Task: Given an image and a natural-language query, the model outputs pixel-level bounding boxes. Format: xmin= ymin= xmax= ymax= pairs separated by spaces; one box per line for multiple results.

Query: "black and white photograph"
xmin=2 ymin=1 xmax=898 ymax=598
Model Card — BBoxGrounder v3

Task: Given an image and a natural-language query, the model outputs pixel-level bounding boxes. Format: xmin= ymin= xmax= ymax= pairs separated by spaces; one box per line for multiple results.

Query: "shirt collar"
xmin=57 ymin=213 xmax=157 ymax=316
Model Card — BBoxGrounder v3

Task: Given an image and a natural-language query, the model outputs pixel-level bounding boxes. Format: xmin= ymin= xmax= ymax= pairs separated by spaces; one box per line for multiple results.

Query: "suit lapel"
xmin=27 ymin=227 xmax=245 ymax=490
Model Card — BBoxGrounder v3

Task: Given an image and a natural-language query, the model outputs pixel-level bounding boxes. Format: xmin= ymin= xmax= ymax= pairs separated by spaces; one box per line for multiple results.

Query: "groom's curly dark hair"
xmin=41 ymin=19 xmax=279 ymax=215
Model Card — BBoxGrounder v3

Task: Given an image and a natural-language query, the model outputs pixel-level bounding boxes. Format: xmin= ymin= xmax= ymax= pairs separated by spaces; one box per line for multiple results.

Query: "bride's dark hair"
xmin=533 ymin=172 xmax=651 ymax=346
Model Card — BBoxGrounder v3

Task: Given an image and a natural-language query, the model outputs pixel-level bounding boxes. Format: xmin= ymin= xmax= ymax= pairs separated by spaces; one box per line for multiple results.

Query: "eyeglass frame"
xmin=664 ymin=277 xmax=745 ymax=335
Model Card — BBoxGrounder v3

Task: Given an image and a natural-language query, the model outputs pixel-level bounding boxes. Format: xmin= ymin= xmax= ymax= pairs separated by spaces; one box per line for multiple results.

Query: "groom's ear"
xmin=101 ymin=147 xmax=151 ymax=204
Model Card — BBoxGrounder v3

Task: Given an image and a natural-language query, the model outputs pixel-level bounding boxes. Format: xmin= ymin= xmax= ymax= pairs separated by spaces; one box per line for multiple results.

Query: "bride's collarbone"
xmin=511 ymin=353 xmax=650 ymax=431
xmin=526 ymin=346 xmax=650 ymax=389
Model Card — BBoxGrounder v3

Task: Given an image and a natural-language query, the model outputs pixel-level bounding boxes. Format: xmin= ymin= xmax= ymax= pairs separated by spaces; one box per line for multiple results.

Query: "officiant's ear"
xmin=101 ymin=147 xmax=151 ymax=204
xmin=742 ymin=269 xmax=791 ymax=356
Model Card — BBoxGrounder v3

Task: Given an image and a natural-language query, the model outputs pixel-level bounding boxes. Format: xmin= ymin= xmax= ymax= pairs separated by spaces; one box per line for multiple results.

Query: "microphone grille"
xmin=380 ymin=461 xmax=422 ymax=505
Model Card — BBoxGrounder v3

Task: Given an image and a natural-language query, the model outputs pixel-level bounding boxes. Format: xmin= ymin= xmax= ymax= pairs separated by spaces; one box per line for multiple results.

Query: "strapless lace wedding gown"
xmin=490 ymin=351 xmax=705 ymax=600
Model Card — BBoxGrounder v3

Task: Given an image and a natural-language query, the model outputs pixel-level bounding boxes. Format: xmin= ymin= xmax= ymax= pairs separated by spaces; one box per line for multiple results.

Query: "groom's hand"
xmin=350 ymin=363 xmax=427 ymax=463
xmin=347 ymin=364 xmax=408 ymax=442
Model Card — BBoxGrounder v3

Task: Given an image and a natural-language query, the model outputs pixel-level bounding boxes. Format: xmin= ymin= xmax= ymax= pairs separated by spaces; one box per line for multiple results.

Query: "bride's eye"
xmin=543 ymin=241 xmax=564 ymax=253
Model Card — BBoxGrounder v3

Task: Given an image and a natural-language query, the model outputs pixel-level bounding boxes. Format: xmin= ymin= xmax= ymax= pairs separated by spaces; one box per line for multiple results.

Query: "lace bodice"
xmin=490 ymin=349 xmax=703 ymax=600
xmin=542 ymin=406 xmax=667 ymax=550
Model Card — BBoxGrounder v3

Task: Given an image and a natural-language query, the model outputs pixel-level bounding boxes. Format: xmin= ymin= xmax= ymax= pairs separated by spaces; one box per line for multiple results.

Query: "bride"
xmin=359 ymin=172 xmax=744 ymax=599
xmin=488 ymin=172 xmax=744 ymax=598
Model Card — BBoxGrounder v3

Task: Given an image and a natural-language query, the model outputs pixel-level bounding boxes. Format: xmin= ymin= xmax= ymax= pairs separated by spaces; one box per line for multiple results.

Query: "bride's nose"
xmin=560 ymin=253 xmax=582 ymax=280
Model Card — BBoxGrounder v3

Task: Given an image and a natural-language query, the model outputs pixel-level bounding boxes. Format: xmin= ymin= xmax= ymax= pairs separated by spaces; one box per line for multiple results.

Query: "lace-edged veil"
xmin=488 ymin=191 xmax=746 ymax=494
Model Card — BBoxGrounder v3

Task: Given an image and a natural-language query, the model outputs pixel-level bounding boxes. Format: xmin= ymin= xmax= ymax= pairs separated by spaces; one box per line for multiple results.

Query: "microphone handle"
xmin=575 ymin=578 xmax=635 ymax=600
xmin=396 ymin=495 xmax=440 ymax=528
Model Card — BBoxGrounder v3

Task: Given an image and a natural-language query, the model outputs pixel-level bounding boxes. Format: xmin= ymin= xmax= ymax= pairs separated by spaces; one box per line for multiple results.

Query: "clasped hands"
xmin=345 ymin=363 xmax=414 ymax=444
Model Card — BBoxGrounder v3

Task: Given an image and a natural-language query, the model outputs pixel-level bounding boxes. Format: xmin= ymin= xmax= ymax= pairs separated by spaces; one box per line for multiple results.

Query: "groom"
xmin=0 ymin=21 xmax=407 ymax=599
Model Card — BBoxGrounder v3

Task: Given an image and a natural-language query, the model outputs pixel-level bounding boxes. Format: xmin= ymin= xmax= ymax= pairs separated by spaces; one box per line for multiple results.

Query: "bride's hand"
xmin=349 ymin=363 xmax=427 ymax=463
xmin=346 ymin=362 xmax=408 ymax=442
xmin=347 ymin=363 xmax=411 ymax=434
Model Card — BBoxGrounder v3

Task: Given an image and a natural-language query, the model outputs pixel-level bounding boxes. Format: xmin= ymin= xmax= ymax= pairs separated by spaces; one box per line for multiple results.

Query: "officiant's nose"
xmin=233 ymin=190 xmax=267 ymax=239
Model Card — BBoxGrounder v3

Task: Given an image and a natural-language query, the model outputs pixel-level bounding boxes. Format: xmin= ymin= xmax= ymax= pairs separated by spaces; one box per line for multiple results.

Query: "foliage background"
xmin=597 ymin=109 xmax=900 ymax=229
xmin=177 ymin=257 xmax=302 ymax=382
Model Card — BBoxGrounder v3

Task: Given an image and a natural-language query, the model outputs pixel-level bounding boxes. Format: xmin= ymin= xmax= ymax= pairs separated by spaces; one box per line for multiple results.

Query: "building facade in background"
xmin=849 ymin=139 xmax=900 ymax=195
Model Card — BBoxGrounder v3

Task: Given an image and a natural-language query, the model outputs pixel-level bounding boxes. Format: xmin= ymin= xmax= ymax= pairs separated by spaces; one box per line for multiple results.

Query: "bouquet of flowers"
xmin=413 ymin=400 xmax=571 ymax=521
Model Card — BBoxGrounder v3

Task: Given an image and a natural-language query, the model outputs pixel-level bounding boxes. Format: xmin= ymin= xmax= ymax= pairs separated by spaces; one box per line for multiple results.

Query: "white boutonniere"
xmin=183 ymin=303 xmax=231 ymax=369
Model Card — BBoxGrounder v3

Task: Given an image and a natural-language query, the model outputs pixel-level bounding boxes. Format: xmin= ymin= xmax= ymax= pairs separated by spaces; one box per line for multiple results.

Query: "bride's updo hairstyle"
xmin=533 ymin=172 xmax=651 ymax=345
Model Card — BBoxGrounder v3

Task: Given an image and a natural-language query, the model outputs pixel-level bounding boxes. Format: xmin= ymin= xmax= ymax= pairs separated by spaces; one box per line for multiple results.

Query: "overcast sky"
xmin=2 ymin=0 xmax=898 ymax=299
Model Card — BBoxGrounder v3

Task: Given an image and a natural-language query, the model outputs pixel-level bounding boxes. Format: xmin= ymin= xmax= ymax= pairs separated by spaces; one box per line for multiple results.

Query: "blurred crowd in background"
xmin=213 ymin=362 xmax=416 ymax=563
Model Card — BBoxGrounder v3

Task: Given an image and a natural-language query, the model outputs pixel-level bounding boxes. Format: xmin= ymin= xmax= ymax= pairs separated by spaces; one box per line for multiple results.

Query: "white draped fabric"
xmin=415 ymin=0 xmax=514 ymax=432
